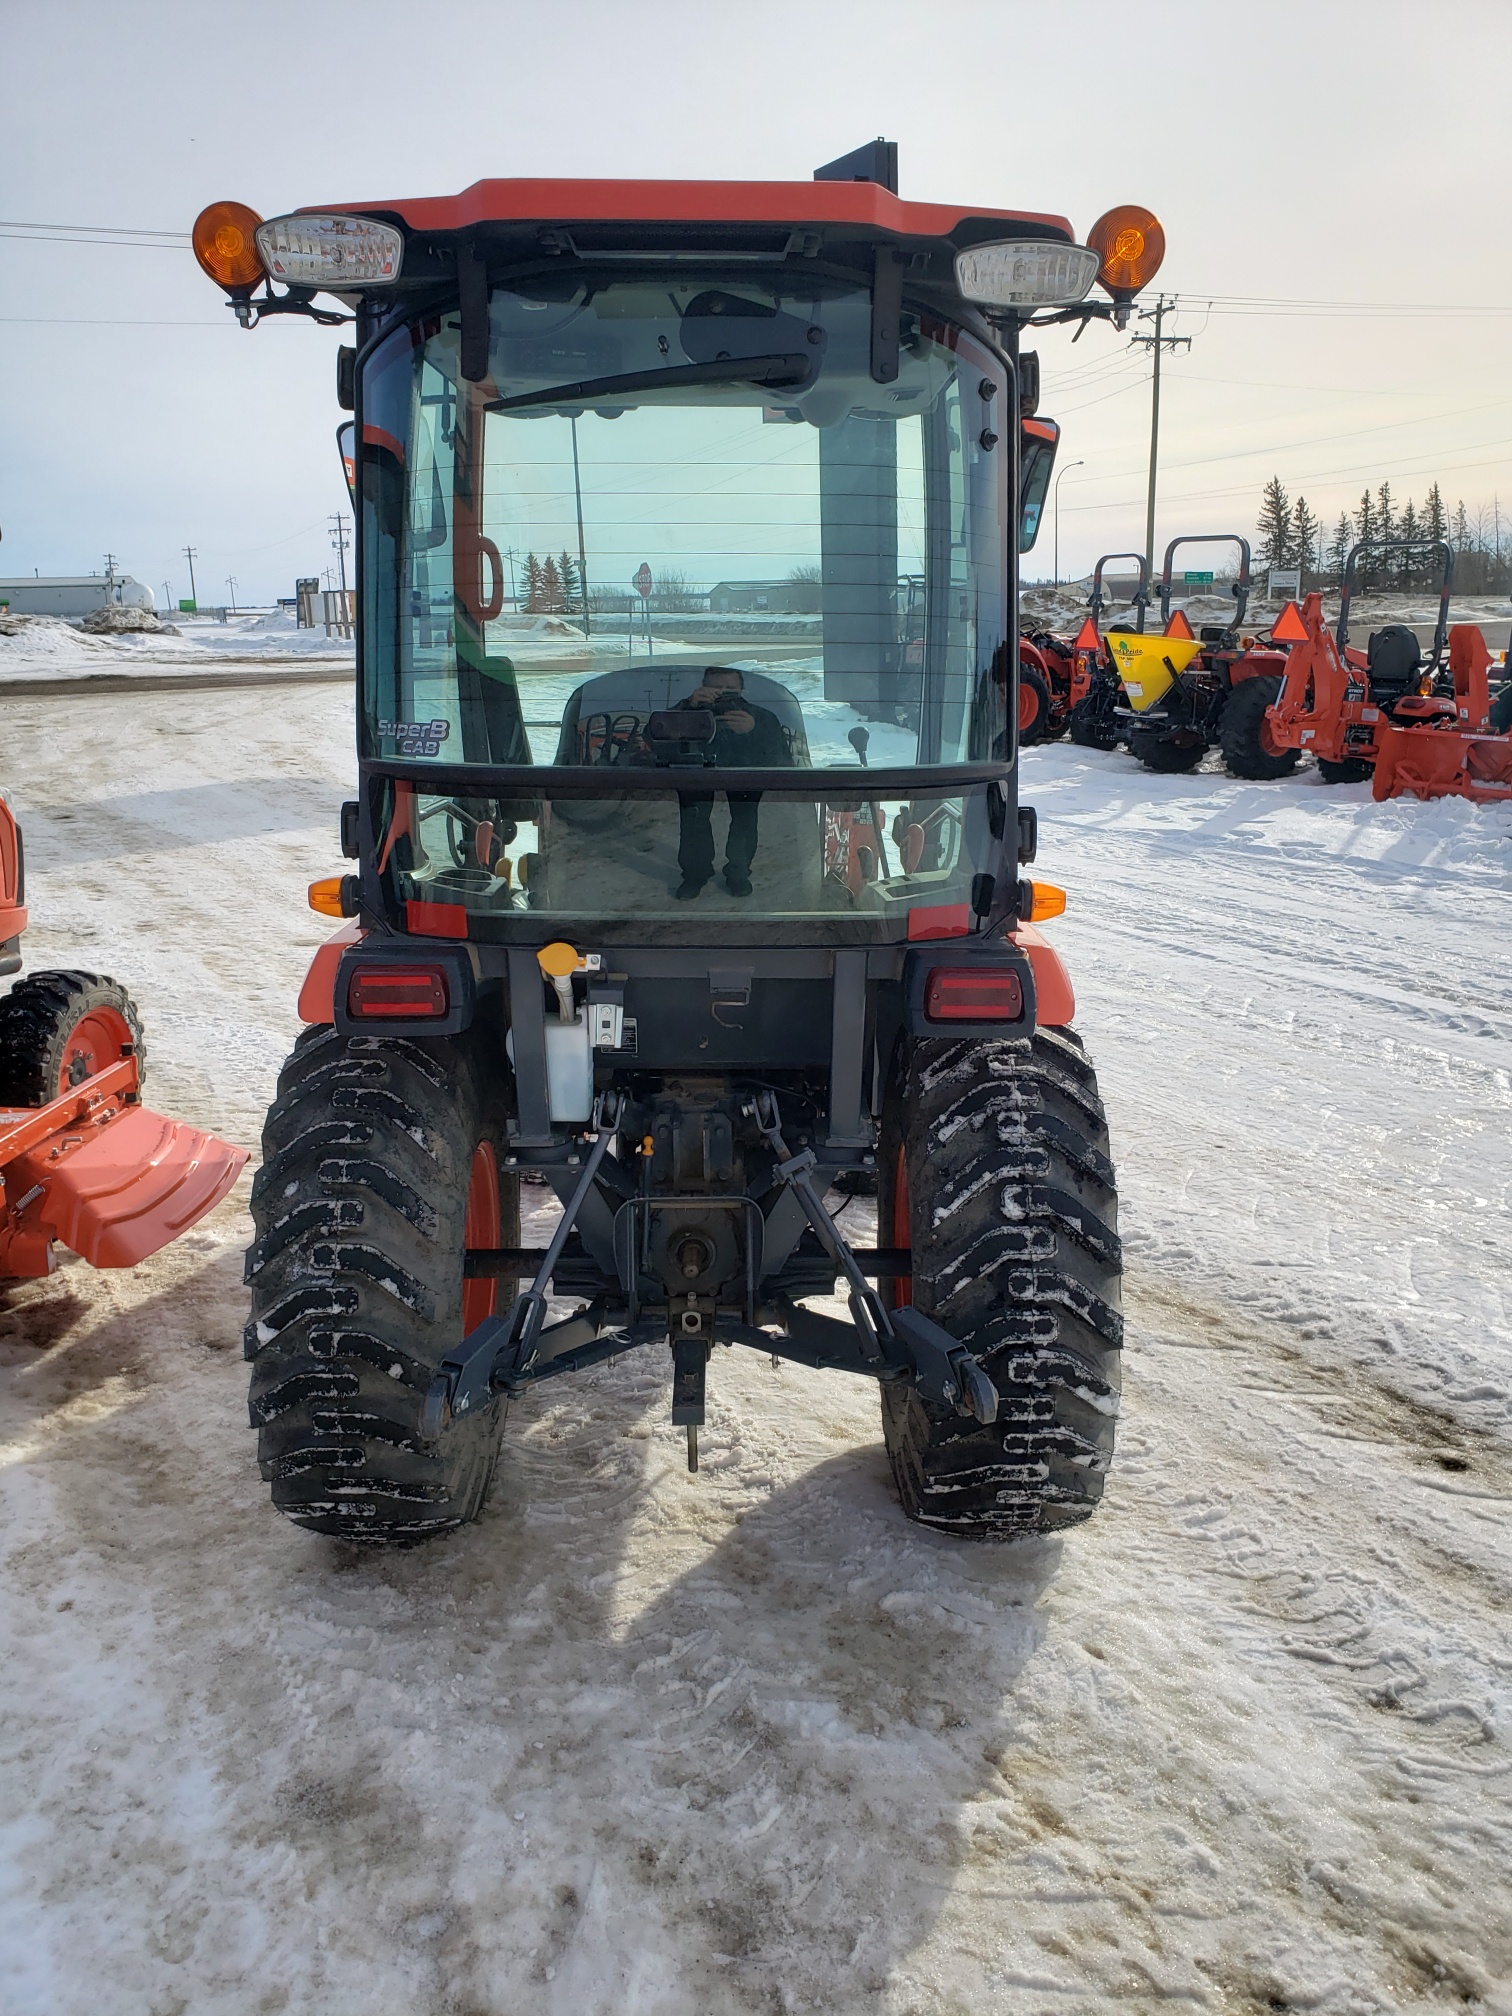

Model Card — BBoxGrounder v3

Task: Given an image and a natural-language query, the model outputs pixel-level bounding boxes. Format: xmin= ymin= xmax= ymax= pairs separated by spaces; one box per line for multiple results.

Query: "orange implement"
xmin=1372 ymin=721 xmax=1512 ymax=803
xmin=0 ymin=1054 xmax=247 ymax=1278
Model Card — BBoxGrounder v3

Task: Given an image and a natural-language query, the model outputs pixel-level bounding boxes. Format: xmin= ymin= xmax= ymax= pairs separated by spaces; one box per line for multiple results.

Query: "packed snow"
xmin=0 ymin=607 xmax=354 ymax=679
xmin=1 ymin=681 xmax=1510 ymax=2014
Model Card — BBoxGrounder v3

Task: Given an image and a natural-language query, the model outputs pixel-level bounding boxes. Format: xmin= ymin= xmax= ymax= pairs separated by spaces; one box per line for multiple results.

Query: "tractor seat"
xmin=1365 ymin=623 xmax=1423 ymax=698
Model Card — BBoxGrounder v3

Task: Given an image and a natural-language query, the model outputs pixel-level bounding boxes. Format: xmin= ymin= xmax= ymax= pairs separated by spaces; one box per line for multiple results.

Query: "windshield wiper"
xmin=487 ymin=352 xmax=816 ymax=415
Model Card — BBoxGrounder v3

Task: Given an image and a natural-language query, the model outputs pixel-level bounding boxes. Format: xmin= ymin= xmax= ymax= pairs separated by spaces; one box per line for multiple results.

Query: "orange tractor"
xmin=192 ymin=153 xmax=1165 ymax=1543
xmin=0 ymin=794 xmax=246 ymax=1280
xmin=1264 ymin=538 xmax=1512 ymax=799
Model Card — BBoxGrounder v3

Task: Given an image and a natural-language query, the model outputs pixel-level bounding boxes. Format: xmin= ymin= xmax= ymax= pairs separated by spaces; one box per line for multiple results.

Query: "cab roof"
xmin=306 ymin=178 xmax=1075 ymax=249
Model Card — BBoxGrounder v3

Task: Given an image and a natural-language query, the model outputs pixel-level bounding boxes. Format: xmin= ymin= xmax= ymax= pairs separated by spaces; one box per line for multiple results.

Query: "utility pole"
xmin=226 ymin=575 xmax=238 ymax=614
xmin=1127 ymin=296 xmax=1192 ymax=575
xmin=328 ymin=513 xmax=351 ymax=596
xmin=1052 ymin=459 xmax=1084 ymax=587
xmin=182 ymin=545 xmax=199 ymax=609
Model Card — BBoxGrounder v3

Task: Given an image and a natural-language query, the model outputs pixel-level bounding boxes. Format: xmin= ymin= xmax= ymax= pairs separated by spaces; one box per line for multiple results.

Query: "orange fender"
xmin=298 ymin=920 xmax=364 ymax=1024
xmin=1013 ymin=922 xmax=1075 ymax=1026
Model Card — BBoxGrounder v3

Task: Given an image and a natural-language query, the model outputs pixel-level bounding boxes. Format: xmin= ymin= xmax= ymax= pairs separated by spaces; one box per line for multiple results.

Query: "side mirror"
xmin=337 ymin=421 xmax=356 ymax=505
xmin=1019 ymin=417 xmax=1060 ymax=553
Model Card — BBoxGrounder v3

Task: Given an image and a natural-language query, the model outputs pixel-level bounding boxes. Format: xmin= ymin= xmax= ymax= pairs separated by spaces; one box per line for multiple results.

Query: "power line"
xmin=0 ymin=219 xmax=190 ymax=250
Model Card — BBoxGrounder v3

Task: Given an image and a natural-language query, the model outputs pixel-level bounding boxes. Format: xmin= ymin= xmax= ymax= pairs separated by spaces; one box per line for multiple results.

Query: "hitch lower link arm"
xmin=421 ymin=1091 xmax=626 ymax=1439
xmin=748 ymin=1092 xmax=998 ymax=1425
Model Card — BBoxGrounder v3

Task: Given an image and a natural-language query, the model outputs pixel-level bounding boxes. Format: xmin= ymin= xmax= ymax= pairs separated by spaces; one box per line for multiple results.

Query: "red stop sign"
xmin=633 ymin=563 xmax=653 ymax=600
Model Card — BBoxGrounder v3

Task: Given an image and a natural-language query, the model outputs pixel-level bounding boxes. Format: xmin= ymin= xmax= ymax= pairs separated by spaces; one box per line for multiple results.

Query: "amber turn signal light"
xmin=192 ymin=201 xmax=266 ymax=291
xmin=308 ymin=876 xmax=358 ymax=918
xmin=1019 ymin=880 xmax=1068 ymax=923
xmin=1087 ymin=205 xmax=1165 ymax=298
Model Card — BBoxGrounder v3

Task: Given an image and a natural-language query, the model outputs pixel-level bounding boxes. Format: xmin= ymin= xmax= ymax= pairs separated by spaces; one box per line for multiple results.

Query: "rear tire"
xmin=878 ymin=1029 xmax=1122 ymax=1539
xmin=1218 ymin=674 xmax=1300 ymax=779
xmin=244 ymin=1027 xmax=518 ymax=1542
xmin=1317 ymin=756 xmax=1372 ymax=784
xmin=0 ymin=970 xmax=143 ymax=1105
xmin=1130 ymin=728 xmax=1204 ymax=773
xmin=1018 ymin=663 xmax=1053 ymax=747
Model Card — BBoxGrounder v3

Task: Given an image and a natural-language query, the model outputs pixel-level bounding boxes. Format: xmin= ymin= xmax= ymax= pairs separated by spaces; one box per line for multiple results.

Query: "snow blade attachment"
xmin=0 ymin=1057 xmax=247 ymax=1277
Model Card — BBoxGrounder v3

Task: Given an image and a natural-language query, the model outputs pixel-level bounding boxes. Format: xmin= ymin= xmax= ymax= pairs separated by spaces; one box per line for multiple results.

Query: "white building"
xmin=0 ymin=574 xmax=156 ymax=619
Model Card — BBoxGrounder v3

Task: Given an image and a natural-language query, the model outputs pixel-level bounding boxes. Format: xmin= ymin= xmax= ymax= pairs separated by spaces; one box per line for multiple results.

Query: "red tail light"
xmin=924 ymin=967 xmax=1023 ymax=1022
xmin=347 ymin=966 xmax=449 ymax=1019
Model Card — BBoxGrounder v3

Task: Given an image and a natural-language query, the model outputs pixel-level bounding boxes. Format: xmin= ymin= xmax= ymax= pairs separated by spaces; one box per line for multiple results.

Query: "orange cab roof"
xmin=306 ymin=178 xmax=1075 ymax=244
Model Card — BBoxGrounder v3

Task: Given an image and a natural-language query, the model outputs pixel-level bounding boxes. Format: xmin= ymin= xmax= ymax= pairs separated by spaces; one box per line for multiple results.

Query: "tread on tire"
xmin=878 ymin=1028 xmax=1122 ymax=1539
xmin=1218 ymin=674 xmax=1300 ymax=780
xmin=244 ymin=1027 xmax=517 ymax=1542
xmin=0 ymin=970 xmax=144 ymax=1106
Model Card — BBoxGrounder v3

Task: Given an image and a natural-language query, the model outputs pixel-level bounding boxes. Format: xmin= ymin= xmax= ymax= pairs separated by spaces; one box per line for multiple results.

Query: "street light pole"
xmin=182 ymin=545 xmax=198 ymax=609
xmin=1053 ymin=459 xmax=1084 ymax=587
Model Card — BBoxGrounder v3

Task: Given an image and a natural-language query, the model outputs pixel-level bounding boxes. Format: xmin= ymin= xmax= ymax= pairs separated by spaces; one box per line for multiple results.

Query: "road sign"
xmin=634 ymin=563 xmax=653 ymax=600
xmin=1183 ymin=570 xmax=1214 ymax=586
xmin=1268 ymin=567 xmax=1302 ymax=599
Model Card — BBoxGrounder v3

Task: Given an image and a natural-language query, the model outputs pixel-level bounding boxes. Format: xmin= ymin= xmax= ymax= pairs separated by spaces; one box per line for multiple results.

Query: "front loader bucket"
xmin=8 ymin=1103 xmax=248 ymax=1269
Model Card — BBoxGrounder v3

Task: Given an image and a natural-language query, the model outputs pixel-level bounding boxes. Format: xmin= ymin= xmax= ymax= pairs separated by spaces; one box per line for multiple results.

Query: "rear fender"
xmin=298 ymin=920 xmax=364 ymax=1024
xmin=1013 ymin=923 xmax=1075 ymax=1025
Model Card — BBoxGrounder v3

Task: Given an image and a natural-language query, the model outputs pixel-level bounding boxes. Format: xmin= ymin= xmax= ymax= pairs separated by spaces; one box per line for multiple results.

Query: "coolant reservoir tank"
xmin=544 ymin=1016 xmax=593 ymax=1123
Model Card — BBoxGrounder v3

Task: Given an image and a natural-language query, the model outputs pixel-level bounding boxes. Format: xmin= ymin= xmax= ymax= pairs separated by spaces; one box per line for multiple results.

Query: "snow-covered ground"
xmin=0 ymin=608 xmax=354 ymax=678
xmin=1 ymin=687 xmax=1510 ymax=2014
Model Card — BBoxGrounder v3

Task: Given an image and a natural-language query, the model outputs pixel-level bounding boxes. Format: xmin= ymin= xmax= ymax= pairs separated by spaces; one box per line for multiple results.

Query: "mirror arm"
xmin=229 ymin=283 xmax=352 ymax=331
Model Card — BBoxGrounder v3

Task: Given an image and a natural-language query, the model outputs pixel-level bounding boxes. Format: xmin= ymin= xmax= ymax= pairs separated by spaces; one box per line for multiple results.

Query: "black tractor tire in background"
xmin=1018 ymin=663 xmax=1053 ymax=747
xmin=878 ymin=1029 xmax=1122 ymax=1538
xmin=1069 ymin=693 xmax=1121 ymax=750
xmin=1218 ymin=674 xmax=1301 ymax=780
xmin=1317 ymin=756 xmax=1373 ymax=784
xmin=245 ymin=1027 xmax=518 ymax=1542
xmin=1129 ymin=728 xmax=1205 ymax=773
xmin=0 ymin=971 xmax=144 ymax=1106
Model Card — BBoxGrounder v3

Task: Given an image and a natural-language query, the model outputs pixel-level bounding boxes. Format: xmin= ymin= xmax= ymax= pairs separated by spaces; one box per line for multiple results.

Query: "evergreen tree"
xmin=1291 ymin=496 xmax=1320 ymax=586
xmin=557 ymin=551 xmax=581 ymax=613
xmin=1397 ymin=499 xmax=1420 ymax=586
xmin=1453 ymin=499 xmax=1470 ymax=550
xmin=522 ymin=553 xmax=545 ymax=613
xmin=1329 ymin=513 xmax=1353 ymax=582
xmin=1423 ymin=482 xmax=1447 ymax=545
xmin=1256 ymin=475 xmax=1292 ymax=569
xmin=1354 ymin=491 xmax=1377 ymax=586
xmin=1375 ymin=481 xmax=1396 ymax=546
xmin=540 ymin=556 xmax=564 ymax=613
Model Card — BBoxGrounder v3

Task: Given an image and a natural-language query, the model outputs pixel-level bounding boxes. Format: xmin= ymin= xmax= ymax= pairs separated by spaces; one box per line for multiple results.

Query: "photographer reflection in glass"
xmin=675 ymin=665 xmax=793 ymax=899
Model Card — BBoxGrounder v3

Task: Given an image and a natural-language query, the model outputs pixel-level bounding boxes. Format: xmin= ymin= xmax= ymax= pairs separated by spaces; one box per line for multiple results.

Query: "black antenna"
xmin=814 ymin=138 xmax=898 ymax=194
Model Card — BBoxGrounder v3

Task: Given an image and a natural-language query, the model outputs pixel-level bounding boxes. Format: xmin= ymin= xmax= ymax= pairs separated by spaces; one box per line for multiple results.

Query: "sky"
xmin=2 ymin=0 xmax=1510 ymax=605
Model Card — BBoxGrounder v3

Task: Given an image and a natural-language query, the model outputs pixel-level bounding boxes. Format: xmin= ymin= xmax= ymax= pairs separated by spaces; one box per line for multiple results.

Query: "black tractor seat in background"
xmin=1365 ymin=623 xmax=1424 ymax=699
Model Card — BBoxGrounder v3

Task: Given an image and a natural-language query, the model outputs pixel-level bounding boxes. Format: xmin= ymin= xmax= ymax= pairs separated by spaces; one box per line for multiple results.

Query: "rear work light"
xmin=348 ymin=966 xmax=449 ymax=1019
xmin=955 ymin=241 xmax=1100 ymax=309
xmin=924 ymin=968 xmax=1024 ymax=1023
xmin=254 ymin=213 xmax=404 ymax=289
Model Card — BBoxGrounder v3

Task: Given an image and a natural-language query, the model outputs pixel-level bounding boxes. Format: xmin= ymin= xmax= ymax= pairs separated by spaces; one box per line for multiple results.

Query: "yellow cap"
xmin=537 ymin=941 xmax=580 ymax=978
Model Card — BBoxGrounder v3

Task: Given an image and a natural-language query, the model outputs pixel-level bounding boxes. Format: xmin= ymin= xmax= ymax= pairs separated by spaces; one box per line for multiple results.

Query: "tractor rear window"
xmin=359 ymin=277 xmax=1010 ymax=779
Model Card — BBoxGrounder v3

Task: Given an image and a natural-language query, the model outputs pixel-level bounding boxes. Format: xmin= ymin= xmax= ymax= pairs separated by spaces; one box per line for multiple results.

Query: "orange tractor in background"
xmin=1263 ymin=537 xmax=1512 ymax=800
xmin=0 ymin=794 xmax=246 ymax=1280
